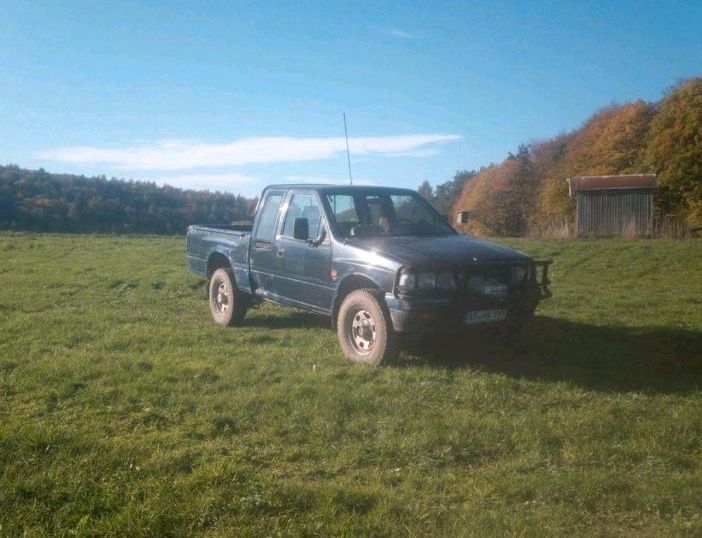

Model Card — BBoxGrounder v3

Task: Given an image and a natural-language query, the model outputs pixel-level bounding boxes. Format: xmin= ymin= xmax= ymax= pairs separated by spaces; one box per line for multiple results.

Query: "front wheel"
xmin=209 ymin=268 xmax=247 ymax=326
xmin=337 ymin=289 xmax=397 ymax=366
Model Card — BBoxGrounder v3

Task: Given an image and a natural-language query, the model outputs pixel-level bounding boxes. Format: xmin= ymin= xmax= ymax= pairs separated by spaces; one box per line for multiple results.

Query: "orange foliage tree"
xmin=535 ymin=100 xmax=655 ymax=231
xmin=452 ymin=78 xmax=702 ymax=235
xmin=642 ymin=77 xmax=702 ymax=226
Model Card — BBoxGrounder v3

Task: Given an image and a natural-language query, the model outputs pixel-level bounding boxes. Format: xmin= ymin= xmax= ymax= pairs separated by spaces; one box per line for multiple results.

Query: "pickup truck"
xmin=186 ymin=184 xmax=551 ymax=365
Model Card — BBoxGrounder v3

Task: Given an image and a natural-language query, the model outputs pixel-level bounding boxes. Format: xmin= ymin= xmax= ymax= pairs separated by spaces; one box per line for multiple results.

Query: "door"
xmin=250 ymin=190 xmax=284 ymax=295
xmin=274 ymin=191 xmax=333 ymax=311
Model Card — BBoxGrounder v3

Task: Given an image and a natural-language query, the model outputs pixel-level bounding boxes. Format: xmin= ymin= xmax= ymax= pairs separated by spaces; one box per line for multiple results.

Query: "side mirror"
xmin=293 ymin=217 xmax=309 ymax=241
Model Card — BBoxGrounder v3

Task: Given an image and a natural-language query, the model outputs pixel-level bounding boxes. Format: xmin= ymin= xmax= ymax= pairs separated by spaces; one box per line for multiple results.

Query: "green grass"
xmin=1 ymin=233 xmax=701 ymax=537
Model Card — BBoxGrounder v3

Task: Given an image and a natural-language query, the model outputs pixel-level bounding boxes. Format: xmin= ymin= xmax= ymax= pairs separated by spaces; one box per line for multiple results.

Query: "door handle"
xmin=276 ymin=249 xmax=285 ymax=257
xmin=254 ymin=240 xmax=272 ymax=250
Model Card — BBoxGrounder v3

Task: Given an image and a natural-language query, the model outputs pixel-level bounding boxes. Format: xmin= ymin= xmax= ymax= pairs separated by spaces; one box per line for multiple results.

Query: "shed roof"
xmin=568 ymin=174 xmax=656 ymax=197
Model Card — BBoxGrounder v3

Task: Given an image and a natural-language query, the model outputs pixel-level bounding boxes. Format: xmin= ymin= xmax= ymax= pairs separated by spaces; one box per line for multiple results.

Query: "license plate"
xmin=481 ymin=284 xmax=508 ymax=297
xmin=463 ymin=309 xmax=508 ymax=324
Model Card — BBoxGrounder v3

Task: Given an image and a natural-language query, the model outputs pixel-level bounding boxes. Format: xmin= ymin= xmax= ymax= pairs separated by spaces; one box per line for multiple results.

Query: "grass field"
xmin=1 ymin=233 xmax=701 ymax=537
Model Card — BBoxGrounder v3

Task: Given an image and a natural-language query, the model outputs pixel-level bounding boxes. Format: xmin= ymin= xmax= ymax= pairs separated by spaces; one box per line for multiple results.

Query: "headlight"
xmin=436 ymin=270 xmax=457 ymax=290
xmin=511 ymin=265 xmax=527 ymax=285
xmin=397 ymin=269 xmax=457 ymax=293
xmin=398 ymin=270 xmax=416 ymax=290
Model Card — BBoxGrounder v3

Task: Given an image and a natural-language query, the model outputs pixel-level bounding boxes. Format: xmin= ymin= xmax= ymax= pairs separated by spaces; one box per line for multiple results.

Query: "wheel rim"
xmin=347 ymin=308 xmax=376 ymax=355
xmin=214 ymin=281 xmax=230 ymax=314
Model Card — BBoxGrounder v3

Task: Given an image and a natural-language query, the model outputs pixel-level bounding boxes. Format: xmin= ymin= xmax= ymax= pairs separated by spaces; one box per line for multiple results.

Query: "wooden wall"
xmin=576 ymin=189 xmax=654 ymax=237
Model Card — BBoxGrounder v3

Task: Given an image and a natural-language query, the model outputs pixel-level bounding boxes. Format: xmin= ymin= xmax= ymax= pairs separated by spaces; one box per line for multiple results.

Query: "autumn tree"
xmin=535 ymin=101 xmax=655 ymax=230
xmin=433 ymin=170 xmax=475 ymax=215
xmin=642 ymin=77 xmax=702 ymax=225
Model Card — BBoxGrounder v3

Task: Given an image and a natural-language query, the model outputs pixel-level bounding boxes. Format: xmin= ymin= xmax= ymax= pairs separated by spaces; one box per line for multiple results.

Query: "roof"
xmin=567 ymin=174 xmax=656 ymax=197
xmin=263 ymin=184 xmax=416 ymax=193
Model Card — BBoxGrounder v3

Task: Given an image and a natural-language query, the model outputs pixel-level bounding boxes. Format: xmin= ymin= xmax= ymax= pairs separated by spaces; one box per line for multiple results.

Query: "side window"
xmin=283 ymin=193 xmax=323 ymax=239
xmin=255 ymin=192 xmax=283 ymax=241
xmin=327 ymin=194 xmax=359 ymax=234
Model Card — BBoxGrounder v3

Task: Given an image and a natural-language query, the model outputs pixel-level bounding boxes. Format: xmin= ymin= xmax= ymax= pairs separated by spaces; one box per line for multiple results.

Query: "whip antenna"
xmin=343 ymin=112 xmax=353 ymax=185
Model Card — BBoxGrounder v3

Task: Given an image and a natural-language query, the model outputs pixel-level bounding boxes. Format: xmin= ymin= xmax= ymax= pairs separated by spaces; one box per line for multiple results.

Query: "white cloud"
xmin=38 ymin=134 xmax=460 ymax=171
xmin=384 ymin=27 xmax=417 ymax=39
xmin=145 ymin=172 xmax=259 ymax=190
xmin=282 ymin=175 xmax=375 ymax=186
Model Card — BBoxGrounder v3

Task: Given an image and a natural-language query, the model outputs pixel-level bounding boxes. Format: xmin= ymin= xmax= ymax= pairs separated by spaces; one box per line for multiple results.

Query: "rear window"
xmin=255 ymin=192 xmax=283 ymax=241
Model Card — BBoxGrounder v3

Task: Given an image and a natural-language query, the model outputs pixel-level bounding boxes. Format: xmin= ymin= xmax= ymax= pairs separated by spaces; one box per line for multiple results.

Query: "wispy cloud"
xmin=145 ymin=172 xmax=259 ymax=190
xmin=38 ymin=134 xmax=460 ymax=171
xmin=282 ymin=175 xmax=375 ymax=186
xmin=384 ymin=27 xmax=417 ymax=39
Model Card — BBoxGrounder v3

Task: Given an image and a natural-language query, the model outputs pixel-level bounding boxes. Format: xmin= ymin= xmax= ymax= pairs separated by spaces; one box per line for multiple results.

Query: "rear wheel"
xmin=337 ymin=289 xmax=396 ymax=366
xmin=209 ymin=268 xmax=247 ymax=326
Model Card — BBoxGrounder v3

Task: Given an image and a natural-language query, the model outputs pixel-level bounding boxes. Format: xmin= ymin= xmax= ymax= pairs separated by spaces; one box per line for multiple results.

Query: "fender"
xmin=330 ymin=272 xmax=384 ymax=328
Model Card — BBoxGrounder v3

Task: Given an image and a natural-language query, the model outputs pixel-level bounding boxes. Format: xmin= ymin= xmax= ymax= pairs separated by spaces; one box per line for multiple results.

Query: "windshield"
xmin=325 ymin=190 xmax=455 ymax=238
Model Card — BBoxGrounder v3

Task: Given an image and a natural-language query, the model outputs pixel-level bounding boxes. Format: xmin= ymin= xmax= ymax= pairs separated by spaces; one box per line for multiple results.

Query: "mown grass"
xmin=1 ymin=232 xmax=701 ymax=537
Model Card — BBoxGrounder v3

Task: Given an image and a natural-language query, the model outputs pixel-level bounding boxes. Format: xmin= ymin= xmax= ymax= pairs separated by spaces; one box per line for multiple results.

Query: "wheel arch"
xmin=331 ymin=273 xmax=383 ymax=329
xmin=207 ymin=251 xmax=231 ymax=278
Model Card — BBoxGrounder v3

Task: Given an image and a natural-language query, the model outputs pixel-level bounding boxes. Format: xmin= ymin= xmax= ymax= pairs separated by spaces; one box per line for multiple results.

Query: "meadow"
xmin=1 ymin=232 xmax=701 ymax=537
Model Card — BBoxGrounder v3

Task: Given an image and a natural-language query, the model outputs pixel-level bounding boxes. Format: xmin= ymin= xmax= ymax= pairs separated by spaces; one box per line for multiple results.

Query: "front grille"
xmin=460 ymin=264 xmax=512 ymax=291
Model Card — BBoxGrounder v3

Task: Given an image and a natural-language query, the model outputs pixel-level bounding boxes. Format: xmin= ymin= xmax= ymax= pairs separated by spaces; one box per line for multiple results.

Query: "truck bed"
xmin=186 ymin=224 xmax=253 ymax=293
xmin=190 ymin=223 xmax=253 ymax=233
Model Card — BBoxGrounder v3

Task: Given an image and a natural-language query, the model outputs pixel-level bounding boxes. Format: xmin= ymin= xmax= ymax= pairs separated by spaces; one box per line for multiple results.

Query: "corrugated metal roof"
xmin=567 ymin=174 xmax=656 ymax=197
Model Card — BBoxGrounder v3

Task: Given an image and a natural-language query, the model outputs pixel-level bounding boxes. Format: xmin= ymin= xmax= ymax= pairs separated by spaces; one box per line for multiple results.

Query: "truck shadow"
xmin=243 ymin=311 xmax=330 ymax=330
xmin=395 ymin=316 xmax=702 ymax=395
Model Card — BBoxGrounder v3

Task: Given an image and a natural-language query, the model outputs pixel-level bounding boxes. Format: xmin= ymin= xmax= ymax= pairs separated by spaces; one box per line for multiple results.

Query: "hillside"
xmin=0 ymin=165 xmax=256 ymax=234
xmin=452 ymin=77 xmax=702 ymax=236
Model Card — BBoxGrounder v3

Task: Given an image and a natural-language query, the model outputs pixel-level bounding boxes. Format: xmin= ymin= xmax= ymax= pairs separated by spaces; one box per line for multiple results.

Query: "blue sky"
xmin=1 ymin=1 xmax=701 ymax=197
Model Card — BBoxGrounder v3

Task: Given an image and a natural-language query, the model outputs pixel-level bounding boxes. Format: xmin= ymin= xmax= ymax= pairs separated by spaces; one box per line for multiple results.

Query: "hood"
xmin=348 ymin=234 xmax=530 ymax=267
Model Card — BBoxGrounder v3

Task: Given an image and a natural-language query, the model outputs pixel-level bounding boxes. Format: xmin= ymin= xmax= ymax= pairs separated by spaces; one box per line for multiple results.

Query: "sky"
xmin=1 ymin=0 xmax=701 ymax=197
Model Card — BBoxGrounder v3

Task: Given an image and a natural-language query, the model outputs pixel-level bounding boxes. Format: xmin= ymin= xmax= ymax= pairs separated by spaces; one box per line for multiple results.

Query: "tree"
xmin=449 ymin=147 xmax=535 ymax=236
xmin=0 ymin=165 xmax=256 ymax=234
xmin=434 ymin=170 xmax=475 ymax=215
xmin=417 ymin=180 xmax=433 ymax=201
xmin=535 ymin=101 xmax=655 ymax=230
xmin=642 ymin=77 xmax=702 ymax=225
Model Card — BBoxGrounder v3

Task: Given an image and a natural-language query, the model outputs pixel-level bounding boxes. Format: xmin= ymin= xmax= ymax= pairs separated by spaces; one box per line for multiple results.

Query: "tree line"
xmin=0 ymin=165 xmax=257 ymax=234
xmin=419 ymin=77 xmax=702 ymax=236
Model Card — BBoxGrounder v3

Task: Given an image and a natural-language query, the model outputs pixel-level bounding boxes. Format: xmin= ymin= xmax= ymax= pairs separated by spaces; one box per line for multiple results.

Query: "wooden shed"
xmin=567 ymin=174 xmax=657 ymax=237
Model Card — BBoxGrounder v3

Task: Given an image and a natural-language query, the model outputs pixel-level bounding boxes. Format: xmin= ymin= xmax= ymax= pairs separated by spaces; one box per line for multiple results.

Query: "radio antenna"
xmin=343 ymin=112 xmax=353 ymax=186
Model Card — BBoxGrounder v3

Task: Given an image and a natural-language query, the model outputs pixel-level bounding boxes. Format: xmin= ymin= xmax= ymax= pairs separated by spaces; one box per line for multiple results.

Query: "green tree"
xmin=0 ymin=165 xmax=256 ymax=234
xmin=417 ymin=180 xmax=433 ymax=201
xmin=435 ymin=170 xmax=474 ymax=215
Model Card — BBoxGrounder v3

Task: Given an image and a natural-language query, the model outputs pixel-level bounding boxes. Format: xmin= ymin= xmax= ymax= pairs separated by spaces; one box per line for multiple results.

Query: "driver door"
xmin=274 ymin=190 xmax=333 ymax=311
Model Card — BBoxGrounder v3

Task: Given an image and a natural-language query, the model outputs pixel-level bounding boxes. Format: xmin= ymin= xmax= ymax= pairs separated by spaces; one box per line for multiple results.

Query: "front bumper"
xmin=386 ymin=293 xmax=531 ymax=332
xmin=387 ymin=259 xmax=552 ymax=333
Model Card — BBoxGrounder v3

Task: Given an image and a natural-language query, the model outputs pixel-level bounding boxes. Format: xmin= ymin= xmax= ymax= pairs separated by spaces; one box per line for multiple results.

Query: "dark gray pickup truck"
xmin=186 ymin=184 xmax=551 ymax=365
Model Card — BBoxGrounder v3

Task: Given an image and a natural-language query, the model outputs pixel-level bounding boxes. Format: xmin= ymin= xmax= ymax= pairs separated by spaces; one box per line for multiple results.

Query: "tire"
xmin=208 ymin=268 xmax=247 ymax=326
xmin=337 ymin=289 xmax=397 ymax=366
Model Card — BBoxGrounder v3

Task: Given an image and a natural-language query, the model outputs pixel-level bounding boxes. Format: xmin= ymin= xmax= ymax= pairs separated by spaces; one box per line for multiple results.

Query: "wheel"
xmin=208 ymin=268 xmax=247 ymax=326
xmin=337 ymin=289 xmax=397 ymax=366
